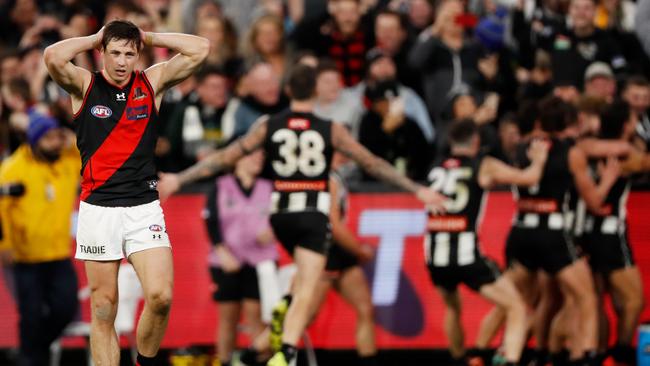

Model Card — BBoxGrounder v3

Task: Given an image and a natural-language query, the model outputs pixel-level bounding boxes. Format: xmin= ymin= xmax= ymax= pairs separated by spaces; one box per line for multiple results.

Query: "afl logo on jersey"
xmin=288 ymin=118 xmax=310 ymax=130
xmin=91 ymin=105 xmax=112 ymax=119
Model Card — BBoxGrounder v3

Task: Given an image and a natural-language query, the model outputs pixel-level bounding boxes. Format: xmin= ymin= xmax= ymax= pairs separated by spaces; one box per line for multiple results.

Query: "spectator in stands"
xmin=291 ymin=0 xmax=372 ymax=86
xmin=408 ymin=0 xmax=501 ymax=122
xmin=538 ymin=0 xmax=627 ymax=86
xmin=439 ymin=91 xmax=499 ymax=156
xmin=222 ymin=62 xmax=287 ymax=139
xmin=314 ymin=59 xmax=364 ymax=131
xmin=358 ymin=80 xmax=431 ymax=181
xmin=0 ymin=52 xmax=21 ymax=85
xmin=583 ymin=62 xmax=617 ymax=103
xmin=352 ymin=48 xmax=435 ymax=142
xmin=195 ymin=16 xmax=243 ymax=77
xmin=622 ymin=76 xmax=650 ymax=148
xmin=204 ymin=149 xmax=276 ymax=366
xmin=635 ymin=0 xmax=650 ymax=58
xmin=0 ymin=0 xmax=38 ymax=49
xmin=373 ymin=9 xmax=420 ymax=93
xmin=391 ymin=0 xmax=435 ymax=38
xmin=245 ymin=14 xmax=289 ymax=79
xmin=164 ymin=66 xmax=231 ymax=172
xmin=0 ymin=112 xmax=79 ymax=366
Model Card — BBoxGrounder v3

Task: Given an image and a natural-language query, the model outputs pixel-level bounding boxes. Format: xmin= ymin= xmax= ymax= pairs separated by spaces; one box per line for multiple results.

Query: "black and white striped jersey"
xmin=424 ymin=154 xmax=488 ymax=267
xmin=263 ymin=109 xmax=334 ymax=215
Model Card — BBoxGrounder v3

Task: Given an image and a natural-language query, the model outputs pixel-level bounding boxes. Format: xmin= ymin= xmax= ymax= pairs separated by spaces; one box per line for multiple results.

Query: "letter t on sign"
xmin=358 ymin=210 xmax=426 ymax=306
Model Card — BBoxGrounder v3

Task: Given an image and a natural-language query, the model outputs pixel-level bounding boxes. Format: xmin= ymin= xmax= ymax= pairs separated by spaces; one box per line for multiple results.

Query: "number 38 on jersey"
xmin=271 ymin=128 xmax=327 ymax=177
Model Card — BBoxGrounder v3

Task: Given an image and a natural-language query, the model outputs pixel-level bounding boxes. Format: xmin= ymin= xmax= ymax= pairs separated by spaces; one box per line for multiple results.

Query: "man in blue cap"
xmin=0 ymin=111 xmax=81 ymax=366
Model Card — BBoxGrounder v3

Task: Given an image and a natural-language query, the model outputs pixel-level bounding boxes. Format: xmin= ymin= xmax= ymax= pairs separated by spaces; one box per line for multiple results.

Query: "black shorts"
xmin=427 ymin=256 xmax=501 ymax=292
xmin=270 ymin=211 xmax=331 ymax=255
xmin=582 ymin=232 xmax=635 ymax=274
xmin=506 ymin=227 xmax=578 ymax=274
xmin=326 ymin=243 xmax=359 ymax=272
xmin=209 ymin=265 xmax=260 ymax=302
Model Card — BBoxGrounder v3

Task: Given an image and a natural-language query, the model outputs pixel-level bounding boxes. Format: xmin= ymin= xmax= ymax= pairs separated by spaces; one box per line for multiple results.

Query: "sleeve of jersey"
xmin=204 ymin=183 xmax=223 ymax=246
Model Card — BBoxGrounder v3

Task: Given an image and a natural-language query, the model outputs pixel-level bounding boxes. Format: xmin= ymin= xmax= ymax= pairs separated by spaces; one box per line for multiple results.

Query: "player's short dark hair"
xmin=516 ymin=100 xmax=538 ymax=136
xmin=287 ymin=64 xmax=317 ymax=101
xmin=102 ymin=20 xmax=142 ymax=51
xmin=448 ymin=118 xmax=479 ymax=146
xmin=600 ymin=100 xmax=631 ymax=140
xmin=538 ymin=96 xmax=573 ymax=133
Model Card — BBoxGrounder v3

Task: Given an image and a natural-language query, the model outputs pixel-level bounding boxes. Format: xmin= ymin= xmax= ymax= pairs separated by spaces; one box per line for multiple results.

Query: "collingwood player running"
xmin=425 ymin=119 xmax=548 ymax=365
xmin=157 ymin=64 xmax=445 ymax=366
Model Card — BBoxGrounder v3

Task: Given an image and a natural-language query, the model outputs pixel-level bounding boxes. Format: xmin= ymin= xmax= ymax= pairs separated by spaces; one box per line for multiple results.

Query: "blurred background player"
xmin=0 ymin=112 xmax=79 ymax=366
xmin=426 ymin=119 xmax=548 ymax=366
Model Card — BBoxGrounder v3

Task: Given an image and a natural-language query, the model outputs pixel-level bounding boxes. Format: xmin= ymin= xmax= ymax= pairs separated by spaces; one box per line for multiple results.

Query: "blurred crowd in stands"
xmin=1 ymin=0 xmax=650 ymax=185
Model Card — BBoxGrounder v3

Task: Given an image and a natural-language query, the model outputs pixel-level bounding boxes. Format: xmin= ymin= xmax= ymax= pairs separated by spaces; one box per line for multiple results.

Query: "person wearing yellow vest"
xmin=0 ymin=112 xmax=81 ymax=366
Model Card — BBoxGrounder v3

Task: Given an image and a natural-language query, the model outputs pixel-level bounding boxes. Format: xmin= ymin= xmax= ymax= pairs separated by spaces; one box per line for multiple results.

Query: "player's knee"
xmin=146 ymin=288 xmax=173 ymax=316
xmin=91 ymin=292 xmax=118 ymax=322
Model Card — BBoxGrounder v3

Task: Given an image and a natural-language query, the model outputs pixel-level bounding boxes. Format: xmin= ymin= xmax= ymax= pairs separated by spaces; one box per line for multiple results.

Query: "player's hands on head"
xmin=157 ymin=172 xmax=180 ymax=202
xmin=416 ymin=187 xmax=447 ymax=215
xmin=527 ymin=139 xmax=550 ymax=164
xmin=215 ymin=246 xmax=241 ymax=273
xmin=93 ymin=26 xmax=105 ymax=49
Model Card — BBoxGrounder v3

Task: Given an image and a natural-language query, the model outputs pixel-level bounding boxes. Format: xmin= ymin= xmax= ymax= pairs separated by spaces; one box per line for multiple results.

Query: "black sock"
xmin=535 ymin=349 xmax=550 ymax=366
xmin=221 ymin=362 xmax=232 ymax=366
xmin=136 ymin=353 xmax=156 ymax=366
xmin=359 ymin=354 xmax=379 ymax=366
xmin=611 ymin=344 xmax=636 ymax=364
xmin=239 ymin=348 xmax=260 ymax=365
xmin=283 ymin=294 xmax=293 ymax=306
xmin=281 ymin=343 xmax=297 ymax=362
xmin=550 ymin=349 xmax=569 ymax=366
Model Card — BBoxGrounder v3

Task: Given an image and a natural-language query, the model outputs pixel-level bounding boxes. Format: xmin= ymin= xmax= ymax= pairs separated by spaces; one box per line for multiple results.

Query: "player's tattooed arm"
xmin=331 ymin=122 xmax=420 ymax=192
xmin=177 ymin=117 xmax=268 ymax=185
xmin=158 ymin=117 xmax=268 ymax=200
xmin=331 ymin=123 xmax=446 ymax=210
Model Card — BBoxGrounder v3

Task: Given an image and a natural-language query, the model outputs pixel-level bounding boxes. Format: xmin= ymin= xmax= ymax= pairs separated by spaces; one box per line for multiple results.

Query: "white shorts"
xmin=75 ymin=200 xmax=171 ymax=261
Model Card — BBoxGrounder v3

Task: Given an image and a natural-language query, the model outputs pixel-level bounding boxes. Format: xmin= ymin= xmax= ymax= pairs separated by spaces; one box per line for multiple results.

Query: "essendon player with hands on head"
xmin=44 ymin=20 xmax=209 ymax=365
xmin=425 ymin=119 xmax=549 ymax=366
xmin=157 ymin=64 xmax=446 ymax=366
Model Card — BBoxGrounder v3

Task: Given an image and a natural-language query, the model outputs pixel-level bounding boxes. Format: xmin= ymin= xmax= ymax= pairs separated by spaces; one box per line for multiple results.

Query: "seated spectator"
xmin=164 ymin=66 xmax=231 ymax=172
xmin=583 ymin=62 xmax=617 ymax=103
xmin=221 ymin=62 xmax=288 ymax=139
xmin=314 ymin=59 xmax=363 ymax=130
xmin=373 ymin=9 xmax=420 ymax=93
xmin=409 ymin=0 xmax=502 ymax=123
xmin=358 ymin=80 xmax=431 ymax=181
xmin=538 ymin=0 xmax=627 ymax=87
xmin=350 ymin=48 xmax=435 ymax=142
xmin=290 ymin=0 xmax=372 ymax=86
xmin=244 ymin=14 xmax=289 ymax=79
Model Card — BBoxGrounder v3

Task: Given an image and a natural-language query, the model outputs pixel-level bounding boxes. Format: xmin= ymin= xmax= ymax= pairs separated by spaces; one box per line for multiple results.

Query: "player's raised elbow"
xmin=43 ymin=46 xmax=63 ymax=70
xmin=193 ymin=37 xmax=210 ymax=63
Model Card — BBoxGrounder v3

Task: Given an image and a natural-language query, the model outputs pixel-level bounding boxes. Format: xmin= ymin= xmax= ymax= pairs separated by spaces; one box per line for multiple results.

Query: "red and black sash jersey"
xmin=74 ymin=70 xmax=159 ymax=207
xmin=263 ymin=110 xmax=334 ymax=213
